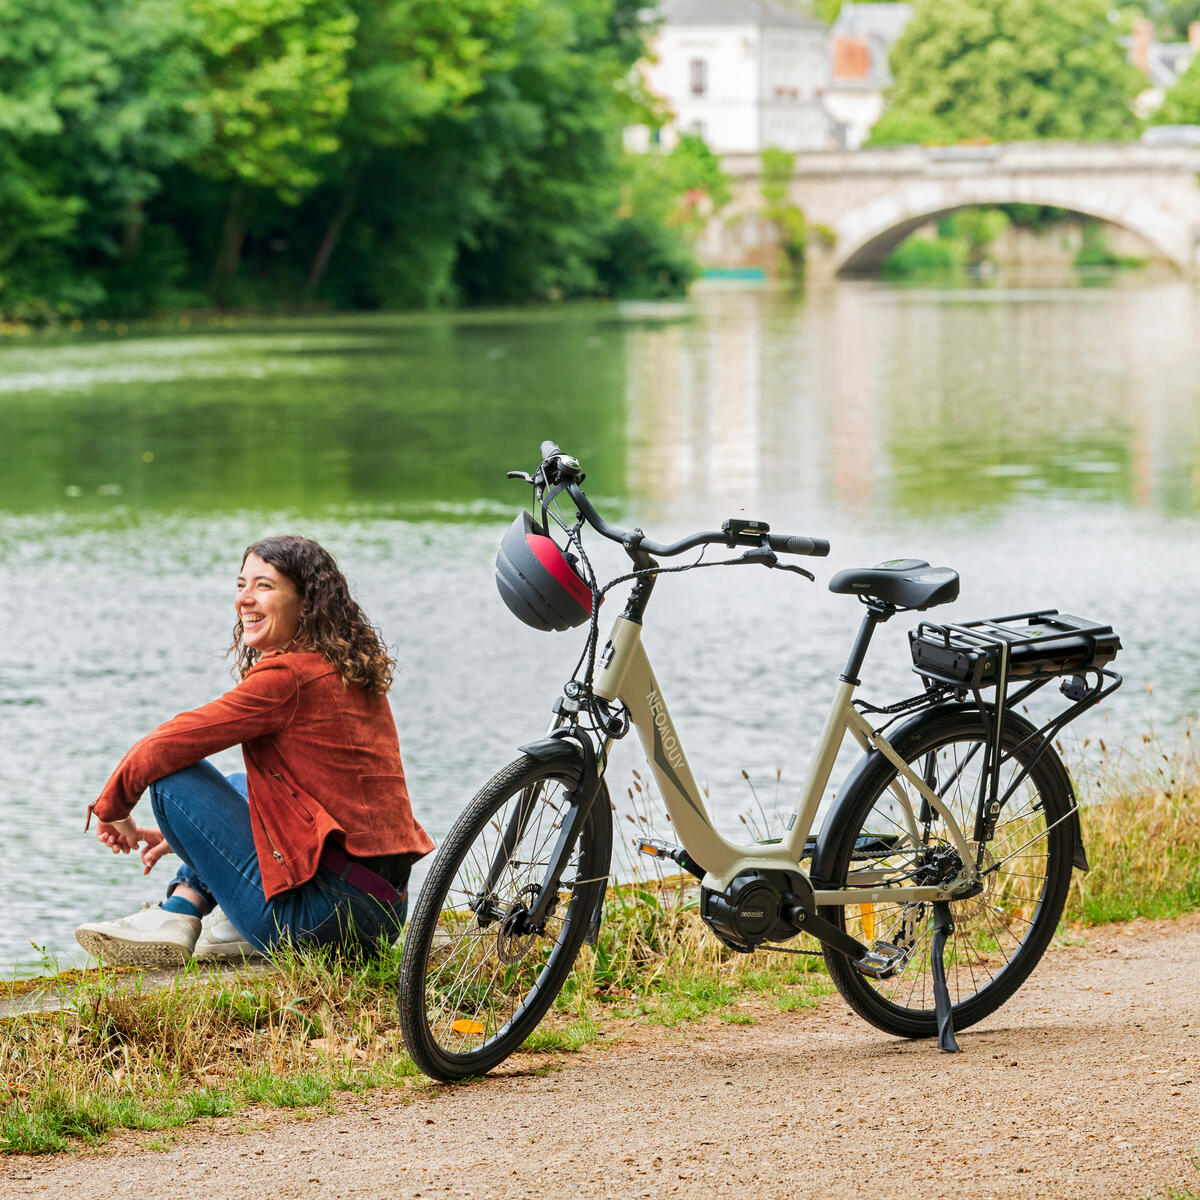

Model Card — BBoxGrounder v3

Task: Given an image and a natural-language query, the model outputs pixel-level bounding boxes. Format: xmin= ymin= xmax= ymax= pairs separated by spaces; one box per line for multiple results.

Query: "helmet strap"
xmin=539 ymin=481 xmax=572 ymax=536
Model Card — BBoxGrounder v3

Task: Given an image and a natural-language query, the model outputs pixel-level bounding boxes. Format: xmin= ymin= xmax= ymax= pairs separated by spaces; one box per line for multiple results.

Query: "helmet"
xmin=495 ymin=511 xmax=594 ymax=631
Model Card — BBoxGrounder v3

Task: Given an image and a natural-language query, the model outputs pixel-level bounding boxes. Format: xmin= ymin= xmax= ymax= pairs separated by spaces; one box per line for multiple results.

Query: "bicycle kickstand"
xmin=931 ymin=900 xmax=960 ymax=1053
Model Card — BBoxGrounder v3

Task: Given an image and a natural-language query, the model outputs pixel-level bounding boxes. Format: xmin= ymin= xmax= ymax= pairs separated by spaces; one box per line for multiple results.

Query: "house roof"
xmin=830 ymin=2 xmax=912 ymax=42
xmin=656 ymin=0 xmax=825 ymax=30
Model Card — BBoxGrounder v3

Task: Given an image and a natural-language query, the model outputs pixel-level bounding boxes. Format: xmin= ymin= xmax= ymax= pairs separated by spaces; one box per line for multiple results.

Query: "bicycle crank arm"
xmin=783 ymin=904 xmax=870 ymax=962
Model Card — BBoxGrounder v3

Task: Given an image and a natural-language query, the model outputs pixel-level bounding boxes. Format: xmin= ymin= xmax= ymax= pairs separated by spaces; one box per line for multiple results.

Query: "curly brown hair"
xmin=229 ymin=536 xmax=396 ymax=695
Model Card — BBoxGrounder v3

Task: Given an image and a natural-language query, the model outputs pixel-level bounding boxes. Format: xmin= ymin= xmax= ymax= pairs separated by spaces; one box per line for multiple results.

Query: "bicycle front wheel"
xmin=817 ymin=707 xmax=1074 ymax=1038
xmin=398 ymin=755 xmax=610 ymax=1081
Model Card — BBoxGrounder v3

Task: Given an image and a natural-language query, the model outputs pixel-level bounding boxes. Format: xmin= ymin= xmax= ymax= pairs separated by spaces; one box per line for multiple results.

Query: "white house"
xmin=820 ymin=2 xmax=911 ymax=148
xmin=632 ymin=0 xmax=835 ymax=154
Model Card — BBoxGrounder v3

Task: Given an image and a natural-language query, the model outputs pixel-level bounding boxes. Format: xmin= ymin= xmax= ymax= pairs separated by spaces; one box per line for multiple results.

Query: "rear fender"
xmin=811 ymin=703 xmax=1086 ymax=887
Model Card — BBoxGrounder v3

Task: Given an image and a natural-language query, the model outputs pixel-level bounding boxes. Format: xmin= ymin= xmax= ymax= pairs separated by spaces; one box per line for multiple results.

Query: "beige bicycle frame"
xmin=592 ymin=616 xmax=978 ymax=904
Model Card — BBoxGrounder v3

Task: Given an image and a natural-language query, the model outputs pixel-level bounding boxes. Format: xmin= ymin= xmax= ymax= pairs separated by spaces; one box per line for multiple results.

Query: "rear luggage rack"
xmin=883 ymin=608 xmax=1124 ymax=875
xmin=910 ymin=609 xmax=1121 ymax=690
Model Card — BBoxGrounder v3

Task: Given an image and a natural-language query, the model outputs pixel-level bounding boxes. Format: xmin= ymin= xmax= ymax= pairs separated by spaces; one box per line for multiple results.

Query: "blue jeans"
xmin=149 ymin=761 xmax=407 ymax=953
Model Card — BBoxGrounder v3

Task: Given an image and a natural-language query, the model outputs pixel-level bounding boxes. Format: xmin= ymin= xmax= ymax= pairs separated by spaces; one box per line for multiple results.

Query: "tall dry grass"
xmin=1065 ymin=729 xmax=1200 ymax=925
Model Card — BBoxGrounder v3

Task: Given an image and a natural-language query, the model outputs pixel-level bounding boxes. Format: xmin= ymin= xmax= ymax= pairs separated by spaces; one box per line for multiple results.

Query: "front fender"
xmin=517 ymin=731 xmax=613 ymax=944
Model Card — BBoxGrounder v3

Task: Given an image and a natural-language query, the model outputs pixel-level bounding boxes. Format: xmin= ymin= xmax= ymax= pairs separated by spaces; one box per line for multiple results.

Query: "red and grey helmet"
xmin=495 ymin=511 xmax=595 ymax=632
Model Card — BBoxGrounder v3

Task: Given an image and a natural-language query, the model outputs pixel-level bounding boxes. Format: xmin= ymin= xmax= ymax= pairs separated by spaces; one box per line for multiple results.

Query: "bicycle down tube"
xmin=593 ymin=614 xmax=977 ymax=903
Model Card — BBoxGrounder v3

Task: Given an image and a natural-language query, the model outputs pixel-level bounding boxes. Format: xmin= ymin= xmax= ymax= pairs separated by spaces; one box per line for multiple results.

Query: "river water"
xmin=2 ymin=278 xmax=1198 ymax=972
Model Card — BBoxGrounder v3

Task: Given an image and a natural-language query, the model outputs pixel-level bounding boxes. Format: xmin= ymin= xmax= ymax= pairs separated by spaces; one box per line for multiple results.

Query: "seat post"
xmin=841 ymin=605 xmax=891 ymax=686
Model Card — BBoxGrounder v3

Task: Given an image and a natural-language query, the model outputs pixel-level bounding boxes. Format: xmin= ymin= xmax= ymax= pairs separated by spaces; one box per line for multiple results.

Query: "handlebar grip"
xmin=769 ymin=533 xmax=831 ymax=557
xmin=540 ymin=440 xmax=562 ymax=462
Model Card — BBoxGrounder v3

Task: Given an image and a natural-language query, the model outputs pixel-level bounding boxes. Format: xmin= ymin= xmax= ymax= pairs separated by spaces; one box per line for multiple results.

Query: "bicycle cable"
xmin=543 ymin=492 xmax=765 ymax=739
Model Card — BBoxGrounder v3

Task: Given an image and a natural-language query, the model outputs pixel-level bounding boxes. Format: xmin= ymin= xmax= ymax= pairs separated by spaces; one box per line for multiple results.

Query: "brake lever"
xmin=774 ymin=563 xmax=816 ymax=581
xmin=736 ymin=546 xmax=815 ymax=581
xmin=506 ymin=471 xmax=536 ymax=484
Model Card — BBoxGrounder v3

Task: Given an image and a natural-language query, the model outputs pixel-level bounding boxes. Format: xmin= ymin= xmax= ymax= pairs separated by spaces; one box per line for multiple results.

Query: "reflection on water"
xmin=0 ymin=310 xmax=634 ymax=515
xmin=2 ymin=280 xmax=1199 ymax=971
xmin=624 ymin=283 xmax=1200 ymax=517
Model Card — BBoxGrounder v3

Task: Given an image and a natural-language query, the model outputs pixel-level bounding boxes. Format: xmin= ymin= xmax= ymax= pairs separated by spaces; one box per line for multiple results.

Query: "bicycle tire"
xmin=817 ymin=707 xmax=1074 ymax=1038
xmin=398 ymin=755 xmax=610 ymax=1081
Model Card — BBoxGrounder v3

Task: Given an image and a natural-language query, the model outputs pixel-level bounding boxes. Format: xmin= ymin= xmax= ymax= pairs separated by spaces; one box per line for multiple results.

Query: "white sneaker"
xmin=194 ymin=906 xmax=262 ymax=961
xmin=75 ymin=904 xmax=201 ymax=968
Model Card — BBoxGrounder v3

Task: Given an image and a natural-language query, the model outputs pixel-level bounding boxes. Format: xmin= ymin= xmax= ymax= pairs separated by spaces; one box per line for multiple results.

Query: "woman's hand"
xmin=94 ymin=820 xmax=174 ymax=873
xmin=96 ymin=817 xmax=140 ymax=854
xmin=138 ymin=827 xmax=174 ymax=875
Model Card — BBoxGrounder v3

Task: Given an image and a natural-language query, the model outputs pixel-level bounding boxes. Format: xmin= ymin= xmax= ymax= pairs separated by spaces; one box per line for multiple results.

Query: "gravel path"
xmin=5 ymin=912 xmax=1200 ymax=1200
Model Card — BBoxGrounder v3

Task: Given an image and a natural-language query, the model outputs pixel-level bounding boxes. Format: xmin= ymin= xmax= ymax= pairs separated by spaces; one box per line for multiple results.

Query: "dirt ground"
xmin=4 ymin=912 xmax=1200 ymax=1200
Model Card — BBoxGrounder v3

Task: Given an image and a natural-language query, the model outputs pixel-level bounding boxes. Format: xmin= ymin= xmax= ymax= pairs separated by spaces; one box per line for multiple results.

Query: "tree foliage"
xmin=1151 ymin=51 xmax=1200 ymax=123
xmin=0 ymin=0 xmax=724 ymax=318
xmin=1136 ymin=0 xmax=1200 ymax=40
xmin=188 ymin=0 xmax=356 ymax=199
xmin=869 ymin=0 xmax=1143 ymax=145
xmin=0 ymin=0 xmax=204 ymax=316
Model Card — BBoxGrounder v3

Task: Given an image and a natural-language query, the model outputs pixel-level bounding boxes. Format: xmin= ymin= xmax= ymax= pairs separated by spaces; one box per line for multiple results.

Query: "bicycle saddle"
xmin=829 ymin=558 xmax=959 ymax=611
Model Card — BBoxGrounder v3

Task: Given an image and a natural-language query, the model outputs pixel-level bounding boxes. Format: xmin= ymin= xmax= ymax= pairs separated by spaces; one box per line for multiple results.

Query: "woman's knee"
xmin=148 ymin=761 xmax=228 ymax=825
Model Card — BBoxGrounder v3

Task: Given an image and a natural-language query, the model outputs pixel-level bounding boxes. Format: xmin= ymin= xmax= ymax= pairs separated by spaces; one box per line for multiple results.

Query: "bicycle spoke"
xmin=824 ymin=715 xmax=1072 ymax=1033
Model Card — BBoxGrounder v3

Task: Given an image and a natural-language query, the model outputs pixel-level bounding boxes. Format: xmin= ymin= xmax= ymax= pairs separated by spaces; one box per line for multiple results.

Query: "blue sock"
xmin=162 ymin=894 xmax=203 ymax=919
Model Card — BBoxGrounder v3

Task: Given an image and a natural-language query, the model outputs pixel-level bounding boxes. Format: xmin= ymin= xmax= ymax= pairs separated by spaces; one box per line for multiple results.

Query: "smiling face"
xmin=236 ymin=552 xmax=303 ymax=655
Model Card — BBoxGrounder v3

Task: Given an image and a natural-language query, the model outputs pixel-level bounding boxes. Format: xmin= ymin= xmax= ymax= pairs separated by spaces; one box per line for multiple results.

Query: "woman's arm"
xmin=88 ymin=658 xmax=300 ymax=828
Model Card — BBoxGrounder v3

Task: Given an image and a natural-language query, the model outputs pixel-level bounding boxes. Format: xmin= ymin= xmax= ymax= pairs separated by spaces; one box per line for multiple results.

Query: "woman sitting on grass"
xmin=76 ymin=536 xmax=433 ymax=967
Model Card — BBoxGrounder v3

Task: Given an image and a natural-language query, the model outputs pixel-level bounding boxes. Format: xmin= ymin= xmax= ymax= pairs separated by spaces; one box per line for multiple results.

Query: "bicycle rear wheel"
xmin=817 ymin=707 xmax=1074 ymax=1038
xmin=398 ymin=755 xmax=610 ymax=1081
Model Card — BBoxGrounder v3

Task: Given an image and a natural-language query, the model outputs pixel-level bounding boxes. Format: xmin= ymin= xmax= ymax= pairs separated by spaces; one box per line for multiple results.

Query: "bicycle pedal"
xmin=636 ymin=837 xmax=683 ymax=860
xmin=635 ymin=838 xmax=705 ymax=880
xmin=854 ymin=940 xmax=909 ymax=980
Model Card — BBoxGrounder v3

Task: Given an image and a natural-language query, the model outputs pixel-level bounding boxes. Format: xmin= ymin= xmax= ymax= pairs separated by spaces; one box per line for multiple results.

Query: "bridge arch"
xmin=831 ymin=176 xmax=1194 ymax=275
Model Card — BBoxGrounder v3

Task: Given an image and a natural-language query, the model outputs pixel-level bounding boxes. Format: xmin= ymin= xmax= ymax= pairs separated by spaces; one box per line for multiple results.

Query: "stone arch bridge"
xmin=710 ymin=142 xmax=1200 ymax=277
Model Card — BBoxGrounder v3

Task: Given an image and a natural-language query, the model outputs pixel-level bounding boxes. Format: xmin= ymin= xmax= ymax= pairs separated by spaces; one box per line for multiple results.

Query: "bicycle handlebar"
xmin=539 ymin=447 xmax=829 ymax=560
xmin=770 ymin=533 xmax=830 ymax=557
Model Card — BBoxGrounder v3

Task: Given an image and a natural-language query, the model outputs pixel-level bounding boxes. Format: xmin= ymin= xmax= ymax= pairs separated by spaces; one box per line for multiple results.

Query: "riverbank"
xmin=3 ymin=741 xmax=1198 ymax=1156
xmin=5 ymin=909 xmax=1200 ymax=1199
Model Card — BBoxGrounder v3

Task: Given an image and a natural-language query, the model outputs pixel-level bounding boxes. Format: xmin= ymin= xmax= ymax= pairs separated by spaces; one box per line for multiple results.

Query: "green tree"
xmin=949 ymin=207 xmax=1010 ymax=265
xmin=300 ymin=0 xmax=667 ymax=307
xmin=1151 ymin=51 xmax=1200 ymax=123
xmin=303 ymin=0 xmax=520 ymax=296
xmin=451 ymin=0 xmax=652 ymax=303
xmin=1 ymin=0 xmax=687 ymax=316
xmin=593 ymin=135 xmax=727 ymax=298
xmin=0 ymin=0 xmax=204 ymax=318
xmin=759 ymin=148 xmax=832 ymax=278
xmin=187 ymin=0 xmax=357 ymax=293
xmin=1136 ymin=0 xmax=1200 ymax=40
xmin=868 ymin=0 xmax=1143 ymax=145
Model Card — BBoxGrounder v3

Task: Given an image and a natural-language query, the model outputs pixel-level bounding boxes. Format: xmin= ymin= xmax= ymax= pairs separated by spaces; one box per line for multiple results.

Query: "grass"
xmin=0 ymin=884 xmax=831 ymax=1154
xmin=1064 ymin=730 xmax=1200 ymax=926
xmin=0 ymin=940 xmax=425 ymax=1154
xmin=4 ymin=738 xmax=1199 ymax=1155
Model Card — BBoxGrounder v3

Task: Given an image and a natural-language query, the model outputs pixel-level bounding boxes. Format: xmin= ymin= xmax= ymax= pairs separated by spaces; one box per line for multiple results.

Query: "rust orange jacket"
xmin=88 ymin=652 xmax=434 ymax=899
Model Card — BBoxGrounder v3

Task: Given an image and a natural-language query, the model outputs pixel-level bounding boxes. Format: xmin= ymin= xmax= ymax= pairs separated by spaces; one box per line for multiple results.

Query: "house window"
xmin=690 ymin=57 xmax=708 ymax=96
